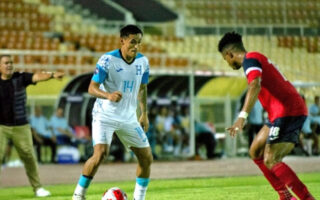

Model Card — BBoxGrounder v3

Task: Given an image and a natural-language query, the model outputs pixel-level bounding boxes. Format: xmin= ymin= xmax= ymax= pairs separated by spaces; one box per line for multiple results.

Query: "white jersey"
xmin=91 ymin=49 xmax=149 ymax=122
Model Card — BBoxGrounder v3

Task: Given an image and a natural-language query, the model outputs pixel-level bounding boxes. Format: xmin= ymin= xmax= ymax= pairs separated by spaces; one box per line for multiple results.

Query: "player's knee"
xmin=141 ymin=153 xmax=153 ymax=168
xmin=263 ymin=157 xmax=276 ymax=169
xmin=249 ymin=148 xmax=261 ymax=159
xmin=146 ymin=153 xmax=153 ymax=166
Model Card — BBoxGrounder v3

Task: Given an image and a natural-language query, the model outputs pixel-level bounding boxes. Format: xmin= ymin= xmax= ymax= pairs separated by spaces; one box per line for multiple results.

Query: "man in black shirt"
xmin=0 ymin=54 xmax=64 ymax=197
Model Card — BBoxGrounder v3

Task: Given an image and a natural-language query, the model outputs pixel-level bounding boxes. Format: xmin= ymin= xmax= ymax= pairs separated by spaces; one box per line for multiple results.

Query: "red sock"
xmin=253 ymin=158 xmax=293 ymax=200
xmin=253 ymin=158 xmax=287 ymax=191
xmin=271 ymin=162 xmax=313 ymax=200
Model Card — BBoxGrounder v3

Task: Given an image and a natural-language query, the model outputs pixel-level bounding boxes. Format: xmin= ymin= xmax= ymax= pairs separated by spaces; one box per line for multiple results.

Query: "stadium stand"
xmin=1 ymin=0 xmax=319 ymax=90
xmin=70 ymin=0 xmax=125 ymax=21
xmin=112 ymin=0 xmax=178 ymax=22
xmin=159 ymin=0 xmax=320 ymax=26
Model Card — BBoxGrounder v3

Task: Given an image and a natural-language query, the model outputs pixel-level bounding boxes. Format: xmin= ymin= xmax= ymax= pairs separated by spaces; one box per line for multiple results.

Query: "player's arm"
xmin=138 ymin=83 xmax=148 ymax=114
xmin=88 ymin=80 xmax=122 ymax=102
xmin=227 ymin=77 xmax=261 ymax=137
xmin=241 ymin=77 xmax=261 ymax=115
xmin=138 ymin=83 xmax=149 ymax=132
xmin=32 ymin=71 xmax=64 ymax=83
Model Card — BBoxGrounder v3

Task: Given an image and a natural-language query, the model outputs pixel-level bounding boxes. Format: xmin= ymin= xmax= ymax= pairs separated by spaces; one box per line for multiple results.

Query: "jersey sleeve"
xmin=91 ymin=54 xmax=110 ymax=83
xmin=22 ymin=72 xmax=34 ymax=86
xmin=243 ymin=58 xmax=262 ymax=83
xmin=141 ymin=58 xmax=150 ymax=84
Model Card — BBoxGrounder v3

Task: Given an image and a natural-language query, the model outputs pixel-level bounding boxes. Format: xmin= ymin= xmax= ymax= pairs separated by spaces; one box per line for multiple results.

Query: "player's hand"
xmin=107 ymin=91 xmax=122 ymax=102
xmin=139 ymin=112 xmax=149 ymax=132
xmin=53 ymin=71 xmax=64 ymax=80
xmin=226 ymin=118 xmax=245 ymax=138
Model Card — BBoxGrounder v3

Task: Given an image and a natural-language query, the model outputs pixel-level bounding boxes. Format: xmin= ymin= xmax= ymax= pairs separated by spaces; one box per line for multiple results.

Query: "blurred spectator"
xmin=30 ymin=106 xmax=57 ymax=163
xmin=156 ymin=106 xmax=173 ymax=153
xmin=73 ymin=126 xmax=93 ymax=162
xmin=155 ymin=106 xmax=168 ymax=141
xmin=49 ymin=107 xmax=77 ymax=147
xmin=309 ymin=96 xmax=320 ymax=117
xmin=146 ymin=107 xmax=158 ymax=160
xmin=155 ymin=106 xmax=183 ymax=156
xmin=300 ymin=116 xmax=313 ymax=156
xmin=298 ymin=95 xmax=313 ymax=156
xmin=179 ymin=106 xmax=191 ymax=156
xmin=246 ymin=101 xmax=264 ymax=148
xmin=309 ymin=96 xmax=320 ymax=155
xmin=164 ymin=108 xmax=182 ymax=156
xmin=194 ymin=120 xmax=217 ymax=160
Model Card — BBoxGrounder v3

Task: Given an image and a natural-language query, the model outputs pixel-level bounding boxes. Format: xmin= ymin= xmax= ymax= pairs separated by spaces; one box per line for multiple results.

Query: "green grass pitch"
xmin=0 ymin=173 xmax=319 ymax=200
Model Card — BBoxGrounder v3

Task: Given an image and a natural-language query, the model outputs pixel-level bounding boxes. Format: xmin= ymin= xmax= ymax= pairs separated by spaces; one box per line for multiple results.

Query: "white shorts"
xmin=92 ymin=118 xmax=150 ymax=149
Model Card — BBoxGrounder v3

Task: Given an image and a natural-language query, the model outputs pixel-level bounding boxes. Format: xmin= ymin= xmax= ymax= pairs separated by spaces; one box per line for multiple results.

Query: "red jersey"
xmin=243 ymin=52 xmax=307 ymax=123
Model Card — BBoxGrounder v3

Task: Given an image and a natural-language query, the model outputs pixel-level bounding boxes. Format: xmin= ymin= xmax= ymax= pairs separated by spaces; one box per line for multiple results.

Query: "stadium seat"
xmin=74 ymin=126 xmax=91 ymax=140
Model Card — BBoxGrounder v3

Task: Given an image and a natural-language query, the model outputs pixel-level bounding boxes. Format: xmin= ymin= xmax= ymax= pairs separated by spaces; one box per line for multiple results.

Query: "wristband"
xmin=238 ymin=111 xmax=248 ymax=119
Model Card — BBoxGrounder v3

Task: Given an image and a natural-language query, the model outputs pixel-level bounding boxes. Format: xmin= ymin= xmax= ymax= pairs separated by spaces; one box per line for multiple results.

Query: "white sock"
xmin=134 ymin=183 xmax=148 ymax=200
xmin=74 ymin=184 xmax=87 ymax=196
xmin=133 ymin=177 xmax=149 ymax=200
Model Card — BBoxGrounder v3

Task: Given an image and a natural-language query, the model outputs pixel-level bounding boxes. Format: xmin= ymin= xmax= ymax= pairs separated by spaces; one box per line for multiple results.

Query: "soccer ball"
xmin=101 ymin=187 xmax=127 ymax=200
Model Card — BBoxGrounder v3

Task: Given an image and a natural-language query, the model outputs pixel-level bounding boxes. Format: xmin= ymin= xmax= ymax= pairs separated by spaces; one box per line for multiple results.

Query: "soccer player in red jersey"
xmin=218 ymin=32 xmax=315 ymax=200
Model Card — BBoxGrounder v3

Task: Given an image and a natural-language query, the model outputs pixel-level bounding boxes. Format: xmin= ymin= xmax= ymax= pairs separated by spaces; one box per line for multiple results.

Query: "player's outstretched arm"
xmin=88 ymin=80 xmax=122 ymax=102
xmin=32 ymin=71 xmax=64 ymax=83
xmin=226 ymin=77 xmax=261 ymax=137
xmin=138 ymin=84 xmax=149 ymax=132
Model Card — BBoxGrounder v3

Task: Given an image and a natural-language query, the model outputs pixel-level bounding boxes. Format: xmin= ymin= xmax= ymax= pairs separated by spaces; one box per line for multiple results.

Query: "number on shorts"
xmin=269 ymin=126 xmax=280 ymax=141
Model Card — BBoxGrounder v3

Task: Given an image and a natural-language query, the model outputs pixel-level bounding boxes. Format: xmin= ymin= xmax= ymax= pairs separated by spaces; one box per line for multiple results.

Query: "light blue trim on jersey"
xmin=92 ymin=65 xmax=107 ymax=83
xmin=136 ymin=53 xmax=144 ymax=59
xmin=106 ymin=49 xmax=144 ymax=62
xmin=78 ymin=175 xmax=92 ymax=188
xmin=106 ymin=49 xmax=121 ymax=58
xmin=141 ymin=70 xmax=149 ymax=84
xmin=136 ymin=177 xmax=150 ymax=187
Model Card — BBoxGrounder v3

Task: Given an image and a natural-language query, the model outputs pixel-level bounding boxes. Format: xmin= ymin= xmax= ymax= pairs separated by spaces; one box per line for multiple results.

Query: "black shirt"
xmin=0 ymin=72 xmax=35 ymax=126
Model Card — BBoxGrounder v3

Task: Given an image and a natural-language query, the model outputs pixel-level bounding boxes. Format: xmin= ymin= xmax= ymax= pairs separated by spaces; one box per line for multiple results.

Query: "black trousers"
xmin=196 ymin=132 xmax=216 ymax=159
xmin=33 ymin=136 xmax=57 ymax=163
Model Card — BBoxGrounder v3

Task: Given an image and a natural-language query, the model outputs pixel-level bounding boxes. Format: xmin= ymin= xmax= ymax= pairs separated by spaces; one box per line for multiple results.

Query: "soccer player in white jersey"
xmin=73 ymin=25 xmax=153 ymax=200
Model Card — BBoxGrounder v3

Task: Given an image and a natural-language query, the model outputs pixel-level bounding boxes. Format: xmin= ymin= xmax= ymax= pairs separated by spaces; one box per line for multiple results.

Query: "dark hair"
xmin=218 ymin=32 xmax=244 ymax=52
xmin=120 ymin=24 xmax=143 ymax=38
xmin=0 ymin=54 xmax=11 ymax=62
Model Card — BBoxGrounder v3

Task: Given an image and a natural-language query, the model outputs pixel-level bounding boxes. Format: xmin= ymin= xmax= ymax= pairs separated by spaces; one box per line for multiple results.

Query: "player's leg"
xmin=82 ymin=144 xmax=109 ymax=176
xmin=265 ymin=116 xmax=315 ymax=200
xmin=249 ymin=125 xmax=292 ymax=200
xmin=73 ymin=144 xmax=109 ymax=199
xmin=131 ymin=147 xmax=153 ymax=200
xmin=73 ymin=119 xmax=114 ymax=200
xmin=117 ymin=121 xmax=152 ymax=200
xmin=265 ymin=143 xmax=315 ymax=200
